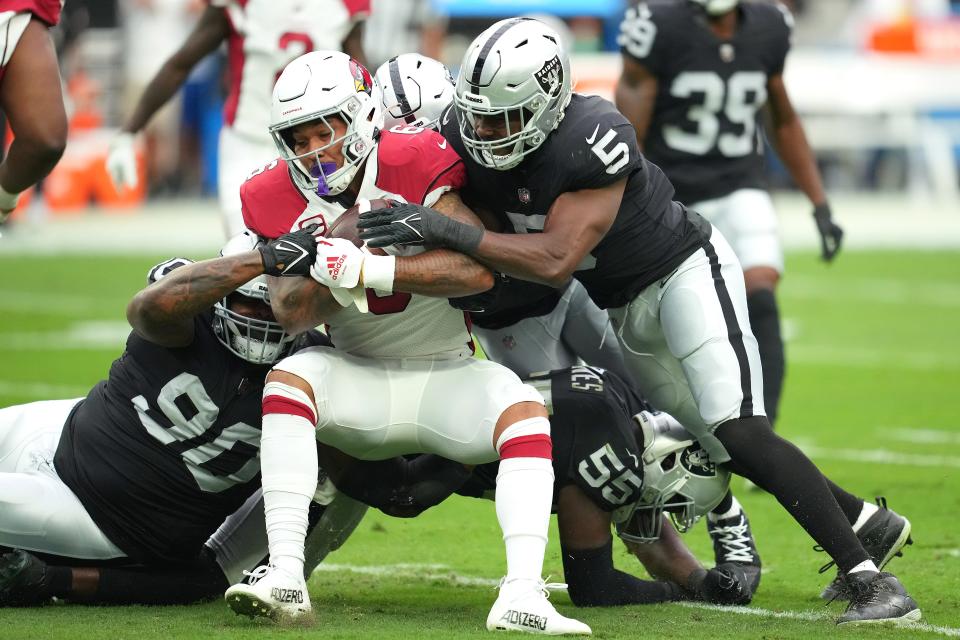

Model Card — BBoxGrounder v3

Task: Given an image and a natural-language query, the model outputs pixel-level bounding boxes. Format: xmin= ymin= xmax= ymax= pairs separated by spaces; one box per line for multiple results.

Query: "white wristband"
xmin=361 ymin=254 xmax=396 ymax=293
xmin=0 ymin=183 xmax=21 ymax=212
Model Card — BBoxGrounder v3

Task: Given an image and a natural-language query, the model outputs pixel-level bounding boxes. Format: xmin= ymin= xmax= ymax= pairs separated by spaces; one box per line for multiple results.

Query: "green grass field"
xmin=1 ymin=250 xmax=958 ymax=639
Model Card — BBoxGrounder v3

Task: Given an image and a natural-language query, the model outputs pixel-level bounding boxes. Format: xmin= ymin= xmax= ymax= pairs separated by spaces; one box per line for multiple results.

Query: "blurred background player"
xmin=363 ymin=0 xmax=447 ymax=70
xmin=615 ymin=0 xmax=845 ymax=427
xmin=0 ymin=0 xmax=67 ymax=224
xmin=105 ymin=0 xmax=370 ymax=237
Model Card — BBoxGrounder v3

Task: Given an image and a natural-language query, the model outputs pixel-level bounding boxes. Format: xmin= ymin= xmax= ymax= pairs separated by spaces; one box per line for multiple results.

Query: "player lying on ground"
xmin=0 ymin=228 xmax=364 ymax=601
xmin=2 ymin=368 xmax=752 ymax=608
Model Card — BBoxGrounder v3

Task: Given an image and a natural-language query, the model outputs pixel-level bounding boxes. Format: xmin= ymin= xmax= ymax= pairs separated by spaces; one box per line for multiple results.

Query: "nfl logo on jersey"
xmin=518 ymin=188 xmax=531 ymax=204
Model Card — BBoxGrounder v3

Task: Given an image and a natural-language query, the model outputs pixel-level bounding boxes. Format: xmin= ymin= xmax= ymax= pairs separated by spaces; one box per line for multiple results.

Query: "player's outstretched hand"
xmin=358 ymin=201 xmax=483 ymax=253
xmin=105 ymin=132 xmax=140 ymax=191
xmin=813 ymin=203 xmax=843 ymax=262
xmin=259 ymin=225 xmax=321 ymax=276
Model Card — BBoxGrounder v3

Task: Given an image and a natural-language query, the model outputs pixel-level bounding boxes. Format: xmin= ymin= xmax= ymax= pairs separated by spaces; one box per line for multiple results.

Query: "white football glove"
xmin=105 ymin=132 xmax=139 ymax=191
xmin=310 ymin=237 xmax=369 ymax=311
xmin=311 ymin=237 xmax=365 ymax=289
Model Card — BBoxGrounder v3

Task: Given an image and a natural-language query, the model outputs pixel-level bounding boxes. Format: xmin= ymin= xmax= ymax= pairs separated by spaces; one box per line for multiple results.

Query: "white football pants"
xmin=608 ymin=227 xmax=766 ymax=463
xmin=0 ymin=400 xmax=126 ymax=559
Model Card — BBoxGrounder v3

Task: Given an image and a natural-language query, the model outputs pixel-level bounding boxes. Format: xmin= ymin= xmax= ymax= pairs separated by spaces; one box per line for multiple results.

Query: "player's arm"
xmin=614 ymin=56 xmax=658 ymax=151
xmin=556 ymin=485 xmax=685 ymax=606
xmin=121 ymin=6 xmax=229 ymax=135
xmin=340 ymin=20 xmax=367 ymax=68
xmin=763 ymin=75 xmax=826 ymax=209
xmin=317 ymin=444 xmax=470 ymax=517
xmin=267 ymin=275 xmax=344 ymax=334
xmin=359 ymin=181 xmax=624 ymax=289
xmin=127 ymin=252 xmax=266 ymax=347
xmin=764 ymin=74 xmax=842 ymax=261
xmin=392 ymin=191 xmax=494 ymax=297
xmin=472 ymin=180 xmax=625 ymax=288
xmin=128 ymin=229 xmax=319 ymax=345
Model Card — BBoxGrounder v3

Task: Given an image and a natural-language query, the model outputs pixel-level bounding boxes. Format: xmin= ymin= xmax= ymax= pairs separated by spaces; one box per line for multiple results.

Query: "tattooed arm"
xmin=268 ymin=276 xmax=343 ymax=334
xmin=126 ymin=251 xmax=265 ymax=347
xmin=392 ymin=191 xmax=494 ymax=298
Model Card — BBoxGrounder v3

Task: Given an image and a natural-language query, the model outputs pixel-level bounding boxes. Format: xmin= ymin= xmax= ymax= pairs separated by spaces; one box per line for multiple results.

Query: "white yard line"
xmin=311 ymin=562 xmax=960 ymax=636
xmin=800 ymin=444 xmax=960 ymax=469
xmin=0 ymin=380 xmax=89 ymax=398
xmin=883 ymin=428 xmax=960 ymax=445
xmin=788 ymin=345 xmax=960 ymax=372
xmin=785 ymin=277 xmax=960 ymax=309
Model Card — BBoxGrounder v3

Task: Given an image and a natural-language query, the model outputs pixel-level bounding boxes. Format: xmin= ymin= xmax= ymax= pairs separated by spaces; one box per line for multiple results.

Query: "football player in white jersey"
xmin=225 ymin=51 xmax=590 ymax=635
xmin=105 ymin=0 xmax=370 ymax=237
xmin=0 ymin=0 xmax=67 ymax=223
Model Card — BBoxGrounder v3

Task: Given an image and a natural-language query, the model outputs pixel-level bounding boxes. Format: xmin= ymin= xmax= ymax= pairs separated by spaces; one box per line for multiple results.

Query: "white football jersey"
xmin=212 ymin=0 xmax=369 ymax=141
xmin=241 ymin=129 xmax=474 ymax=360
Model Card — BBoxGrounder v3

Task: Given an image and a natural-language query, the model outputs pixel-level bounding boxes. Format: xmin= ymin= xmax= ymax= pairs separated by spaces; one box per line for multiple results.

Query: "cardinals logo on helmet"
xmin=350 ymin=59 xmax=373 ymax=96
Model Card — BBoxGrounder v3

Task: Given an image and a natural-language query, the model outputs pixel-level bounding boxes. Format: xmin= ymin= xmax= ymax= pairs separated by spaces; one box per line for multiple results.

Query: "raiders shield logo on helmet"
xmin=534 ymin=55 xmax=564 ymax=97
xmin=680 ymin=442 xmax=717 ymax=477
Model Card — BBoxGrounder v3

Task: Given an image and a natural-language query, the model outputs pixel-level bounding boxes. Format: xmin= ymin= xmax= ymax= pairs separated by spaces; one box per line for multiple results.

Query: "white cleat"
xmin=224 ymin=564 xmax=313 ymax=624
xmin=486 ymin=578 xmax=592 ymax=635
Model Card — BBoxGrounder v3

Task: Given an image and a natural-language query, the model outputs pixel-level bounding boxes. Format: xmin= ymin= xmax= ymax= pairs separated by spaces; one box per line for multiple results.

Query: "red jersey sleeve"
xmin=8 ymin=0 xmax=62 ymax=26
xmin=375 ymin=130 xmax=466 ymax=206
xmin=240 ymin=160 xmax=309 ymax=239
xmin=342 ymin=0 xmax=371 ymax=19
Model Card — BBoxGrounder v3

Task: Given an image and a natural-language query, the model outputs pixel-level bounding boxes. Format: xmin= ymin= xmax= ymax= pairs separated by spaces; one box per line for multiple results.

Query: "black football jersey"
xmin=442 ymin=94 xmax=710 ymax=309
xmin=54 ymin=311 xmax=272 ymax=564
xmin=619 ymin=0 xmax=792 ymax=204
xmin=460 ymin=367 xmax=651 ymax=512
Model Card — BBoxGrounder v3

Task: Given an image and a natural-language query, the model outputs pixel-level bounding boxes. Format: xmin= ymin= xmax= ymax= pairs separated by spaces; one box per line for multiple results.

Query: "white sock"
xmin=848 ymin=559 xmax=879 ymax=576
xmin=260 ymin=412 xmax=318 ymax=578
xmin=708 ymin=495 xmax=743 ymax=523
xmin=495 ymin=456 xmax=553 ymax=584
xmin=852 ymin=500 xmax=879 ymax=533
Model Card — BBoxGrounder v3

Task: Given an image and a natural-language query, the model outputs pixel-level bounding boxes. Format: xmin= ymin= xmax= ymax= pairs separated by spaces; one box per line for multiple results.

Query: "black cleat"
xmin=707 ymin=510 xmax=761 ymax=594
xmin=836 ymin=572 xmax=920 ymax=626
xmin=0 ymin=550 xmax=53 ymax=607
xmin=820 ymin=497 xmax=913 ymax=600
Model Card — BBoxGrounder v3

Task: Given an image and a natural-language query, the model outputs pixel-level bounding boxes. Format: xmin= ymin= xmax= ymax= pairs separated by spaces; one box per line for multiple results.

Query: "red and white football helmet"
xmin=269 ymin=51 xmax=383 ymax=197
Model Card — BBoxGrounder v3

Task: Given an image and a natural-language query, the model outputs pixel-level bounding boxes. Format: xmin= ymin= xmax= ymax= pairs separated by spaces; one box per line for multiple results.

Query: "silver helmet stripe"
xmin=469 ymin=17 xmax=529 ymax=90
xmin=387 ymin=56 xmax=416 ymax=124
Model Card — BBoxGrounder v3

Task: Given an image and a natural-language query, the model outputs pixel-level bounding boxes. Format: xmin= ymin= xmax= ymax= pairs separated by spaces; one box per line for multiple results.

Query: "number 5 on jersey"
xmin=589 ymin=127 xmax=630 ymax=175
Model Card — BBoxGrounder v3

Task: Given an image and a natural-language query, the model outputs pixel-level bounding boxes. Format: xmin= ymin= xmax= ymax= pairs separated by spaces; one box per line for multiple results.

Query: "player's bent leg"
xmin=225 ymin=370 xmax=317 ymax=623
xmin=0 ymin=18 xmax=67 ymax=196
xmin=0 ymin=400 xmax=125 ymax=560
xmin=487 ymin=404 xmax=591 ymax=635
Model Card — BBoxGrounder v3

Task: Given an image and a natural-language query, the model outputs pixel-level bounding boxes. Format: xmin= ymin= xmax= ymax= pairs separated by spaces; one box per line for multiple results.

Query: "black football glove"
xmin=357 ymin=201 xmax=484 ymax=253
xmin=813 ymin=203 xmax=843 ymax=262
xmin=258 ymin=225 xmax=320 ymax=276
xmin=694 ymin=564 xmax=754 ymax=606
